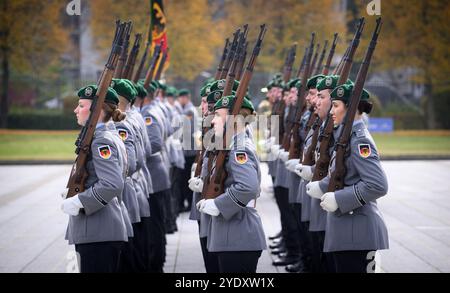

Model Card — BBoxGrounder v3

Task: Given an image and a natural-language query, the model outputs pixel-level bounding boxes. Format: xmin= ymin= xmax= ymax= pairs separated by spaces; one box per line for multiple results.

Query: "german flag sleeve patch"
xmin=235 ymin=152 xmax=248 ymax=164
xmin=358 ymin=144 xmax=372 ymax=158
xmin=98 ymin=145 xmax=112 ymax=160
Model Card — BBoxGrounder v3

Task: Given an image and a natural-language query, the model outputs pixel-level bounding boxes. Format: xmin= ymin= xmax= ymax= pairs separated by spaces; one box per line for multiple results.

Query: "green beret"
xmin=178 ymin=89 xmax=191 ymax=97
xmin=207 ymin=90 xmax=247 ymax=104
xmin=134 ymin=82 xmax=148 ymax=99
xmin=151 ymin=80 xmax=160 ymax=90
xmin=270 ymin=73 xmax=283 ymax=88
xmin=138 ymin=79 xmax=156 ymax=94
xmin=165 ymin=86 xmax=177 ymax=97
xmin=78 ymin=85 xmax=119 ymax=105
xmin=316 ymin=75 xmax=354 ymax=92
xmin=111 ymin=78 xmax=137 ymax=102
xmin=200 ymin=83 xmax=212 ymax=97
xmin=330 ymin=83 xmax=370 ymax=105
xmin=294 ymin=79 xmax=303 ymax=90
xmin=288 ymin=78 xmax=301 ymax=89
xmin=209 ymin=79 xmax=240 ymax=93
xmin=214 ymin=95 xmax=255 ymax=113
xmin=159 ymin=83 xmax=167 ymax=91
xmin=307 ymin=74 xmax=326 ymax=90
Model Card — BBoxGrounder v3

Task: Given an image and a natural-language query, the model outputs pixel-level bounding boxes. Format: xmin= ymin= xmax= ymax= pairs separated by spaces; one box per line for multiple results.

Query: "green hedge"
xmin=7 ymin=111 xmax=78 ymax=130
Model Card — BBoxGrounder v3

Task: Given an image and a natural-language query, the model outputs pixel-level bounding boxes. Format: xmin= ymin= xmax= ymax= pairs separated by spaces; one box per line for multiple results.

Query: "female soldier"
xmin=197 ymin=94 xmax=266 ymax=273
xmin=111 ymin=78 xmax=146 ymax=272
xmin=306 ymin=83 xmax=389 ymax=273
xmin=62 ymin=85 xmax=130 ymax=273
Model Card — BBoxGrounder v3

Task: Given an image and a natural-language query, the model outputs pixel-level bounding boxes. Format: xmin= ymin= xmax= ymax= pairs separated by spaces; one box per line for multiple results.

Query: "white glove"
xmin=61 ymin=195 xmax=83 ymax=216
xmin=298 ymin=165 xmax=313 ymax=181
xmin=270 ymin=144 xmax=281 ymax=157
xmin=285 ymin=159 xmax=300 ymax=172
xmin=172 ymin=138 xmax=182 ymax=150
xmin=196 ymin=199 xmax=205 ymax=211
xmin=294 ymin=163 xmax=303 ymax=177
xmin=265 ymin=137 xmax=275 ymax=149
xmin=306 ymin=181 xmax=324 ymax=199
xmin=188 ymin=177 xmax=197 ymax=192
xmin=199 ymin=199 xmax=220 ymax=216
xmin=320 ymin=192 xmax=338 ymax=212
xmin=279 ymin=150 xmax=289 ymax=162
xmin=192 ymin=178 xmax=204 ymax=193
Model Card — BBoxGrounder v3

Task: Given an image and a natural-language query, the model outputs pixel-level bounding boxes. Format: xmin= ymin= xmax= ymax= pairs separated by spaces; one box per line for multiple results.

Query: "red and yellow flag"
xmin=150 ymin=0 xmax=169 ymax=74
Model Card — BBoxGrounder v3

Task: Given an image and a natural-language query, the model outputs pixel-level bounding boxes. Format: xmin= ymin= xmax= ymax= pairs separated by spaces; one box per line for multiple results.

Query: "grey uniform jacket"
xmin=299 ymin=127 xmax=315 ymax=222
xmin=65 ymin=123 xmax=129 ymax=245
xmin=288 ymin=109 xmax=312 ymax=204
xmin=273 ymin=106 xmax=291 ymax=188
xmin=115 ymin=119 xmax=141 ymax=224
xmin=308 ymin=121 xmax=329 ymax=232
xmin=206 ymin=133 xmax=267 ymax=252
xmin=129 ymin=107 xmax=154 ymax=195
xmin=141 ymin=104 xmax=171 ymax=193
xmin=189 ymin=151 xmax=209 ymax=222
xmin=318 ymin=120 xmax=389 ymax=252
xmin=127 ymin=108 xmax=151 ymax=218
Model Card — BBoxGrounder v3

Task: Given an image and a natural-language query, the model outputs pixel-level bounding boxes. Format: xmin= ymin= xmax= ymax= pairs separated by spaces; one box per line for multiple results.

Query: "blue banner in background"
xmin=368 ymin=117 xmax=394 ymax=133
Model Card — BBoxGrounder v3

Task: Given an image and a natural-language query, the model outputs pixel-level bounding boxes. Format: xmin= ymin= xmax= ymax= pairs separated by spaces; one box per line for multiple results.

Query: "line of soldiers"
xmin=262 ymin=70 xmax=389 ymax=273
xmin=62 ymin=77 xmax=199 ymax=273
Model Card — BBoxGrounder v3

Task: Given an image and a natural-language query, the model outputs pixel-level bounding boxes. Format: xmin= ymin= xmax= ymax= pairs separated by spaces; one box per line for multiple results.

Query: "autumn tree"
xmin=356 ymin=0 xmax=450 ymax=129
xmin=90 ymin=0 xmax=222 ymax=81
xmin=0 ymin=0 xmax=69 ymax=128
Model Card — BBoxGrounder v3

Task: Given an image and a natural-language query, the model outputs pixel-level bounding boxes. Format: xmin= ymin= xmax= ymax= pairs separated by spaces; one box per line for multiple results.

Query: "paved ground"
xmin=0 ymin=161 xmax=449 ymax=273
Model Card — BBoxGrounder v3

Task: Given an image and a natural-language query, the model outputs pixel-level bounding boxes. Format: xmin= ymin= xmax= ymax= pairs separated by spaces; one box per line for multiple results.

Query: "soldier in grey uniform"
xmin=270 ymin=82 xmax=301 ymax=267
xmin=129 ymin=82 xmax=155 ymax=272
xmin=110 ymin=78 xmax=144 ymax=272
xmin=283 ymin=76 xmax=322 ymax=272
xmin=178 ymin=89 xmax=199 ymax=212
xmin=140 ymin=81 xmax=172 ymax=273
xmin=165 ymin=86 xmax=186 ymax=220
xmin=62 ymin=85 xmax=129 ymax=273
xmin=196 ymin=95 xmax=266 ymax=273
xmin=306 ymin=83 xmax=388 ymax=273
xmin=152 ymin=81 xmax=178 ymax=234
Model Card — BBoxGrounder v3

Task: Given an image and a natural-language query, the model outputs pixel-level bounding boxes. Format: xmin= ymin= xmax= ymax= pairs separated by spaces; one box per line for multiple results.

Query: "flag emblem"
xmin=118 ymin=129 xmax=128 ymax=141
xmin=98 ymin=145 xmax=112 ymax=159
xmin=145 ymin=116 xmax=153 ymax=125
xmin=358 ymin=144 xmax=371 ymax=158
xmin=235 ymin=152 xmax=248 ymax=164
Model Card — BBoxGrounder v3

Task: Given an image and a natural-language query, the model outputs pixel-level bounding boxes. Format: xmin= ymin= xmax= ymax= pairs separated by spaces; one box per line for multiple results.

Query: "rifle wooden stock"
xmin=315 ymin=40 xmax=328 ymax=75
xmin=154 ymin=47 xmax=168 ymax=81
xmin=133 ymin=42 xmax=150 ymax=83
xmin=114 ymin=22 xmax=132 ymax=78
xmin=236 ymin=41 xmax=248 ymax=81
xmin=143 ymin=44 xmax=162 ymax=88
xmin=301 ymin=116 xmax=322 ymax=166
xmin=214 ymin=38 xmax=230 ymax=80
xmin=296 ymin=47 xmax=309 ymax=78
xmin=308 ymin=43 xmax=320 ymax=77
xmin=328 ymin=18 xmax=382 ymax=192
xmin=220 ymin=29 xmax=240 ymax=80
xmin=123 ymin=33 xmax=142 ymax=80
xmin=312 ymin=18 xmax=366 ymax=181
xmin=66 ymin=21 xmax=126 ymax=198
xmin=202 ymin=24 xmax=267 ymax=199
xmin=283 ymin=43 xmax=297 ymax=83
xmin=282 ymin=34 xmax=315 ymax=154
xmin=323 ymin=33 xmax=338 ymax=75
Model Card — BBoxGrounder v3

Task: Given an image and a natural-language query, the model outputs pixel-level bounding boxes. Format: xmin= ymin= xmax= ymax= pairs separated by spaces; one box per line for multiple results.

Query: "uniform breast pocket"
xmin=352 ymin=213 xmax=368 ymax=244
